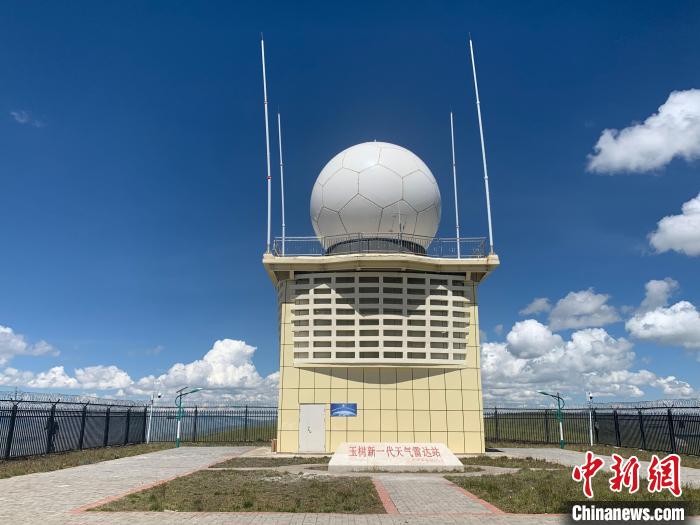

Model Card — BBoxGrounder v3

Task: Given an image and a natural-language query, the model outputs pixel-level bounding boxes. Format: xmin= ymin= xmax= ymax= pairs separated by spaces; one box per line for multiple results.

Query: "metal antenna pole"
xmin=468 ymin=36 xmax=495 ymax=255
xmin=398 ymin=200 xmax=402 ymax=233
xmin=277 ymin=113 xmax=286 ymax=255
xmin=450 ymin=112 xmax=461 ymax=259
xmin=261 ymin=35 xmax=272 ymax=253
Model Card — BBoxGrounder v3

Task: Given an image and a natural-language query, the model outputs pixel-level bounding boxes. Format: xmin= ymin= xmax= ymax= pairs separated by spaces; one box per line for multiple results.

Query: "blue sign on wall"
xmin=330 ymin=403 xmax=357 ymax=417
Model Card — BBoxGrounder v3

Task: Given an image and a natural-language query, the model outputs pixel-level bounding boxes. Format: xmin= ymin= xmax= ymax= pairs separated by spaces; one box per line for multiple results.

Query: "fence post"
xmin=124 ymin=408 xmax=131 ymax=445
xmin=78 ymin=404 xmax=88 ymax=450
xmin=667 ymin=408 xmax=677 ymax=454
xmin=613 ymin=409 xmax=621 ymax=447
xmin=4 ymin=403 xmax=18 ymax=459
xmin=593 ymin=409 xmax=599 ymax=443
xmin=103 ymin=407 xmax=111 ymax=447
xmin=193 ymin=407 xmax=198 ymax=443
xmin=244 ymin=406 xmax=249 ymax=442
xmin=494 ymin=408 xmax=500 ymax=442
xmin=45 ymin=403 xmax=57 ymax=454
xmin=544 ymin=409 xmax=550 ymax=444
xmin=142 ymin=407 xmax=148 ymax=444
xmin=638 ymin=409 xmax=647 ymax=450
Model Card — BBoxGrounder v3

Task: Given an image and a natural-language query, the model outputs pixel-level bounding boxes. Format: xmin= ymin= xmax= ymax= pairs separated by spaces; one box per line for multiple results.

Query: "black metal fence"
xmin=484 ymin=407 xmax=700 ymax=456
xmin=4 ymin=398 xmax=700 ymax=460
xmin=0 ymin=400 xmax=147 ymax=459
xmin=0 ymin=400 xmax=278 ymax=460
xmin=147 ymin=406 xmax=278 ymax=444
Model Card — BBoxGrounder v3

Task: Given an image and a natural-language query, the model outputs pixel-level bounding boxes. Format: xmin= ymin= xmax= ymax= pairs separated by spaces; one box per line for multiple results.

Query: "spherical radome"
xmin=310 ymin=142 xmax=441 ymax=248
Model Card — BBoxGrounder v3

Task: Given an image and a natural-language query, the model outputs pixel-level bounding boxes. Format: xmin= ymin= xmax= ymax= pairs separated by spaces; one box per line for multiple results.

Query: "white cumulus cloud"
xmin=548 ymin=289 xmax=620 ymax=331
xmin=626 ymin=301 xmax=700 ymax=352
xmin=625 ymin=279 xmax=700 ymax=354
xmin=131 ymin=339 xmax=279 ymax=403
xmin=138 ymin=339 xmax=268 ymax=390
xmin=648 ymin=193 xmax=700 ymax=257
xmin=482 ymin=321 xmax=696 ymax=404
xmin=506 ymin=320 xmax=563 ymax=358
xmin=587 ymin=89 xmax=700 ymax=173
xmin=27 ymin=366 xmax=80 ymax=389
xmin=0 ymin=362 xmax=134 ymax=392
xmin=0 ymin=367 xmax=35 ymax=387
xmin=639 ymin=278 xmax=679 ymax=313
xmin=519 ymin=297 xmax=551 ymax=316
xmin=74 ymin=365 xmax=133 ymax=390
xmin=0 ymin=324 xmax=59 ymax=366
xmin=0 ymin=337 xmax=276 ymax=403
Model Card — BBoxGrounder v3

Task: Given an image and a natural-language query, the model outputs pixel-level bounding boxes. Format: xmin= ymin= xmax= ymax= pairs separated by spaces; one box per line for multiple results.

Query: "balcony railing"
xmin=271 ymin=234 xmax=486 ymax=258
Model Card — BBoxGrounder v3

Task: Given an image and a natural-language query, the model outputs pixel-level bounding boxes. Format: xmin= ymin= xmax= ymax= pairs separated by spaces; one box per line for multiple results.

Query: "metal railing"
xmin=0 ymin=400 xmax=278 ymax=459
xmin=484 ymin=407 xmax=700 ymax=456
xmin=147 ymin=406 xmax=277 ymax=444
xmin=4 ymin=398 xmax=697 ymax=460
xmin=0 ymin=399 xmax=147 ymax=459
xmin=272 ymin=234 xmax=487 ymax=258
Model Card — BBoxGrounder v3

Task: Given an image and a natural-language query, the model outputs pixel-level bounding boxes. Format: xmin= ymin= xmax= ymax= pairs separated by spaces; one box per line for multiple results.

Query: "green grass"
xmin=0 ymin=443 xmax=174 ymax=479
xmin=95 ymin=469 xmax=385 ymax=513
xmin=461 ymin=455 xmax=566 ymax=469
xmin=448 ymin=468 xmax=700 ymax=514
xmin=213 ymin=456 xmax=331 ymax=468
xmin=487 ymin=442 xmax=700 ymax=470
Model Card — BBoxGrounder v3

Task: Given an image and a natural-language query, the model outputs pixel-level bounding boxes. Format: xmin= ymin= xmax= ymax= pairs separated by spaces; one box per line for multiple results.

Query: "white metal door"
xmin=298 ymin=404 xmax=325 ymax=452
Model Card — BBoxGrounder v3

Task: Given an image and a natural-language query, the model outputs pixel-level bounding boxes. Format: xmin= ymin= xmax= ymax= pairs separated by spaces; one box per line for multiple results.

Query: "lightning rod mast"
xmin=468 ymin=36 xmax=495 ymax=255
xmin=450 ymin=112 xmax=461 ymax=259
xmin=260 ymin=35 xmax=272 ymax=253
xmin=277 ymin=112 xmax=286 ymax=255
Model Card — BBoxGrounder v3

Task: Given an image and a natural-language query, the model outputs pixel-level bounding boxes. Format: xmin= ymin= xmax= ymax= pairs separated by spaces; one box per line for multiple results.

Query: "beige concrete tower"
xmin=263 ymin=142 xmax=498 ymax=454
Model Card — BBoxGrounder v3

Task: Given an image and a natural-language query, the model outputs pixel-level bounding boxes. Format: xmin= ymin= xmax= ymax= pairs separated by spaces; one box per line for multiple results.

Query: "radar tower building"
xmin=263 ymin=140 xmax=499 ymax=453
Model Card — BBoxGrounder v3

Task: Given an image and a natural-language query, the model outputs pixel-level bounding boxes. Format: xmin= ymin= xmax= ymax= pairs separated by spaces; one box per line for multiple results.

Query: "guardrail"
xmin=272 ymin=235 xmax=487 ymax=258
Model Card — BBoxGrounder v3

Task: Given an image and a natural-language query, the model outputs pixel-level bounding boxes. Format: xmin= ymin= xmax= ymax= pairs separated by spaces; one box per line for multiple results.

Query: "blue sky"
xmin=1 ymin=1 xmax=699 ymax=405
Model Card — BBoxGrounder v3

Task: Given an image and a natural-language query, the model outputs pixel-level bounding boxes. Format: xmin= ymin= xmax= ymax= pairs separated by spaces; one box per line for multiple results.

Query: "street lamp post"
xmin=538 ymin=391 xmax=566 ymax=449
xmin=175 ymin=386 xmax=203 ymax=448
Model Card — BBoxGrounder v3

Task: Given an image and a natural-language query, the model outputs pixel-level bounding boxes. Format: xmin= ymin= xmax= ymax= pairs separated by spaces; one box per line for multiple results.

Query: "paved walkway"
xmin=376 ymin=474 xmax=493 ymax=515
xmin=0 ymin=446 xmax=696 ymax=524
xmin=497 ymin=447 xmax=700 ymax=488
xmin=0 ymin=446 xmax=249 ymax=525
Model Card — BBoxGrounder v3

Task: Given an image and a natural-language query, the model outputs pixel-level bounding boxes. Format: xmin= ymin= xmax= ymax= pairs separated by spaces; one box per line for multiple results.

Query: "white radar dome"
xmin=310 ymin=142 xmax=441 ymax=249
